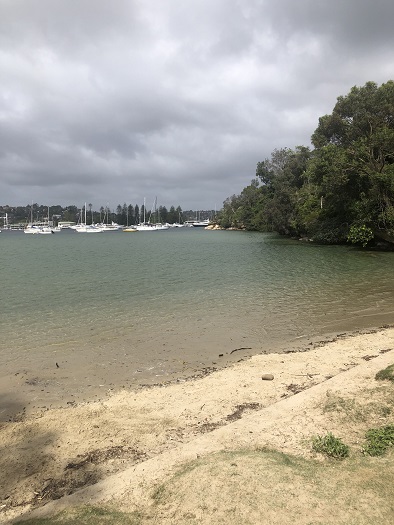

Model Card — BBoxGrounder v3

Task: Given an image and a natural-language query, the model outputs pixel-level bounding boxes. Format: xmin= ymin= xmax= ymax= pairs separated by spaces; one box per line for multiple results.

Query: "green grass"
xmin=375 ymin=364 xmax=394 ymax=382
xmin=363 ymin=425 xmax=394 ymax=456
xmin=312 ymin=433 xmax=349 ymax=459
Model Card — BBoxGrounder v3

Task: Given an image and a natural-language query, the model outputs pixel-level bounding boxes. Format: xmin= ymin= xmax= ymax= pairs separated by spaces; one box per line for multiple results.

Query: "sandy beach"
xmin=1 ymin=326 xmax=394 ymax=524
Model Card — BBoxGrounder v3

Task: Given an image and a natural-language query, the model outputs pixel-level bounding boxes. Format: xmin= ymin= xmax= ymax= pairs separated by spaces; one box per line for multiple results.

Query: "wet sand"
xmin=1 ymin=320 xmax=393 ymax=422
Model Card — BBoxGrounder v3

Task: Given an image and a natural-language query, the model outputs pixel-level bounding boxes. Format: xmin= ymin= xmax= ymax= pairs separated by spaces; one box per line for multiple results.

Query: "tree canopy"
xmin=218 ymin=80 xmax=394 ymax=247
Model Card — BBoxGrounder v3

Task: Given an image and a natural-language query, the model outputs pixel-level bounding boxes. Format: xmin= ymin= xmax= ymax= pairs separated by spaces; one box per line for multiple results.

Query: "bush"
xmin=363 ymin=425 xmax=394 ymax=456
xmin=347 ymin=224 xmax=374 ymax=247
xmin=312 ymin=433 xmax=349 ymax=459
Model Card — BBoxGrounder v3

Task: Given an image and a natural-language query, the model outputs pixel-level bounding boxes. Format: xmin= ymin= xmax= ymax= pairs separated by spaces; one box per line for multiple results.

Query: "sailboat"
xmin=37 ymin=206 xmax=56 ymax=234
xmin=24 ymin=202 xmax=37 ymax=233
xmin=192 ymin=219 xmax=210 ymax=227
xmin=191 ymin=211 xmax=210 ymax=227
xmin=135 ymin=198 xmax=159 ymax=231
xmin=135 ymin=197 xmax=170 ymax=231
xmin=73 ymin=204 xmax=103 ymax=233
xmin=98 ymin=206 xmax=123 ymax=231
xmin=23 ymin=203 xmax=54 ymax=233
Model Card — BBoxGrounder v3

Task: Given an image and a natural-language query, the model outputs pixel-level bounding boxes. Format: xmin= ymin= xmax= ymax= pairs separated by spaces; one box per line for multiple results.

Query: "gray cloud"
xmin=0 ymin=0 xmax=393 ymax=210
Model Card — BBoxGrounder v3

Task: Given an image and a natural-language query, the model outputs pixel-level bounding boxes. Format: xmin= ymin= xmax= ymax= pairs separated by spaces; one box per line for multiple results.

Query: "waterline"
xmin=1 ymin=228 xmax=394 ymax=416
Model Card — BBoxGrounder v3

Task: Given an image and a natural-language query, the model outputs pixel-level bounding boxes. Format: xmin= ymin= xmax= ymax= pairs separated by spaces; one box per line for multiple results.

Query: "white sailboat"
xmin=192 ymin=219 xmax=210 ymax=227
xmin=76 ymin=226 xmax=103 ymax=233
xmin=37 ymin=206 xmax=55 ymax=234
xmin=191 ymin=211 xmax=210 ymax=227
xmin=135 ymin=198 xmax=159 ymax=231
xmin=37 ymin=227 xmax=54 ymax=234
xmin=100 ymin=221 xmax=122 ymax=231
xmin=98 ymin=206 xmax=123 ymax=231
xmin=135 ymin=197 xmax=169 ymax=231
xmin=24 ymin=203 xmax=54 ymax=233
xmin=24 ymin=225 xmax=40 ymax=234
xmin=24 ymin=202 xmax=38 ymax=233
xmin=73 ymin=204 xmax=103 ymax=233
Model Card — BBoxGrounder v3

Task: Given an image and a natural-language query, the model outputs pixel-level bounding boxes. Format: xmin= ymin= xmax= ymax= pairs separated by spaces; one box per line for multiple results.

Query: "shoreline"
xmin=2 ymin=323 xmax=393 ymax=423
xmin=1 ymin=324 xmax=394 ymax=523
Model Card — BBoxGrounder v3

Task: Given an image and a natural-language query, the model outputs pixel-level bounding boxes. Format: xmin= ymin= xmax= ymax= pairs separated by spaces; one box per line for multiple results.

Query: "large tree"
xmin=218 ymin=147 xmax=311 ymax=232
xmin=308 ymin=80 xmax=394 ymax=245
xmin=256 ymin=146 xmax=311 ymax=235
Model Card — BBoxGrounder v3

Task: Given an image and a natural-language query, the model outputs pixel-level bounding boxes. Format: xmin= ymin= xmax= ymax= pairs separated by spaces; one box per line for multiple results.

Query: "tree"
xmin=218 ymin=81 xmax=394 ymax=246
xmin=175 ymin=206 xmax=183 ymax=223
xmin=167 ymin=206 xmax=177 ymax=224
xmin=121 ymin=203 xmax=128 ymax=225
xmin=308 ymin=80 xmax=394 ymax=244
xmin=217 ymin=182 xmax=264 ymax=230
xmin=127 ymin=204 xmax=135 ymax=225
xmin=158 ymin=205 xmax=168 ymax=223
xmin=116 ymin=204 xmax=123 ymax=224
xmin=255 ymin=146 xmax=311 ymax=235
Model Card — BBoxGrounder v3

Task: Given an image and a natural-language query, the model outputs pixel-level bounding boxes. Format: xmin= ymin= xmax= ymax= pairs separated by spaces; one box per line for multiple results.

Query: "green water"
xmin=1 ymin=228 xmax=394 ymax=413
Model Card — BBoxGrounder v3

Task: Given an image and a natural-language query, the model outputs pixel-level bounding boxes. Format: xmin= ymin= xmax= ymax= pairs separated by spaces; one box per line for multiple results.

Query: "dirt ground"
xmin=1 ymin=327 xmax=394 ymax=524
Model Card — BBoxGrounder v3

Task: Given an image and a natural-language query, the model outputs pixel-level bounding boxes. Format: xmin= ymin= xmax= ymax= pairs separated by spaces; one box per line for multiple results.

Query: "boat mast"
xmin=152 ymin=196 xmax=157 ymax=224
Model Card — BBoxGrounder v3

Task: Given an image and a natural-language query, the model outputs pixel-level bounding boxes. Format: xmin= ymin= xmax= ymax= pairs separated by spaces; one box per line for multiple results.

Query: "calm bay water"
xmin=1 ymin=227 xmax=394 ymax=416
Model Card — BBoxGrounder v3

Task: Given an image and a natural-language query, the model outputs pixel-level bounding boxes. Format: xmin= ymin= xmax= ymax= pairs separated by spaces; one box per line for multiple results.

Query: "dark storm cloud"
xmin=0 ymin=0 xmax=393 ymax=210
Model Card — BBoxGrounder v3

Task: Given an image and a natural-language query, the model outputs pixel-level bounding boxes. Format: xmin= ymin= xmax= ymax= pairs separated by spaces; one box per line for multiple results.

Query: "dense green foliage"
xmin=218 ymin=81 xmax=394 ymax=247
xmin=312 ymin=432 xmax=350 ymax=459
xmin=363 ymin=425 xmax=394 ymax=456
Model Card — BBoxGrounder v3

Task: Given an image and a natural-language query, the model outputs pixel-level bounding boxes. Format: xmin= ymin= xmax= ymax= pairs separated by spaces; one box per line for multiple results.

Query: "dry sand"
xmin=1 ymin=327 xmax=394 ymax=524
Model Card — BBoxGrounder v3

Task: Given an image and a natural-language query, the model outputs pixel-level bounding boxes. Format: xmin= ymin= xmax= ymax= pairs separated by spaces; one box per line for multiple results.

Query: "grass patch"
xmin=375 ymin=364 xmax=394 ymax=382
xmin=151 ymin=483 xmax=167 ymax=505
xmin=321 ymin=390 xmax=392 ymax=424
xmin=142 ymin=448 xmax=394 ymax=524
xmin=14 ymin=506 xmax=143 ymax=525
xmin=363 ymin=425 xmax=394 ymax=456
xmin=312 ymin=433 xmax=349 ymax=459
xmin=322 ymin=391 xmax=367 ymax=422
xmin=13 ymin=448 xmax=394 ymax=525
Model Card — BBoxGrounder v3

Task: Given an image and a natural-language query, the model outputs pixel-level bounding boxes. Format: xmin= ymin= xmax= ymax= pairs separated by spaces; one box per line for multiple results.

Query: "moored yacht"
xmin=74 ymin=224 xmax=104 ymax=233
xmin=24 ymin=224 xmax=40 ymax=234
xmin=135 ymin=223 xmax=159 ymax=231
xmin=72 ymin=203 xmax=104 ymax=232
xmin=98 ymin=221 xmax=123 ymax=231
xmin=37 ymin=226 xmax=55 ymax=234
xmin=192 ymin=219 xmax=210 ymax=227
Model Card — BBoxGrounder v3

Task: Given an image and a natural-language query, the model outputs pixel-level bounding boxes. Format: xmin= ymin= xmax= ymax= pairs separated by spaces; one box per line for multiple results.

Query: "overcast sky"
xmin=1 ymin=0 xmax=393 ymax=211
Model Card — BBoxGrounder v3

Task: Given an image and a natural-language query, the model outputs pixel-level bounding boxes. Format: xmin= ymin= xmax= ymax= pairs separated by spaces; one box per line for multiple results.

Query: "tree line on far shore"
xmin=217 ymin=80 xmax=394 ymax=248
xmin=0 ymin=203 xmax=214 ymax=227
